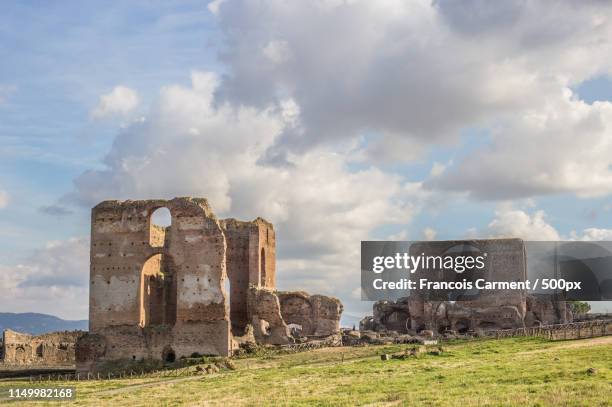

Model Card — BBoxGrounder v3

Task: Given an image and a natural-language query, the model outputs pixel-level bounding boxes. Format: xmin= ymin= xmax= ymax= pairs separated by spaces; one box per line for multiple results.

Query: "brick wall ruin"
xmin=1 ymin=329 xmax=83 ymax=367
xmin=361 ymin=239 xmax=572 ymax=335
xmin=220 ymin=218 xmax=276 ymax=334
xmin=278 ymin=292 xmax=343 ymax=337
xmin=76 ymin=197 xmax=342 ymax=372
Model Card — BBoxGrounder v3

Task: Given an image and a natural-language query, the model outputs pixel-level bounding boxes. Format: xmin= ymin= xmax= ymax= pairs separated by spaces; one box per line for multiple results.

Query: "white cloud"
xmin=423 ymin=227 xmax=437 ymax=240
xmin=68 ymin=72 xmax=425 ymax=316
xmin=214 ymin=1 xmax=612 ymax=159
xmin=0 ymin=237 xmax=89 ymax=320
xmin=429 ymin=95 xmax=612 ymax=199
xmin=570 ymin=228 xmax=612 ymax=241
xmin=480 ymin=205 xmax=612 ymax=242
xmin=207 ymin=0 xmax=227 ymax=16
xmin=429 ymin=162 xmax=449 ymax=177
xmin=90 ymin=85 xmax=140 ymax=119
xmin=0 ymin=190 xmax=9 ymax=209
xmin=485 ymin=205 xmax=561 ymax=240
xmin=263 ymin=40 xmax=291 ymax=64
xmin=213 ymin=1 xmax=612 ymax=199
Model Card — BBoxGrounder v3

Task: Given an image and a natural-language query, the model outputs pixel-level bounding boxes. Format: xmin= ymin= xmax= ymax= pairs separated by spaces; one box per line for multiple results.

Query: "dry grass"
xmin=1 ymin=336 xmax=610 ymax=406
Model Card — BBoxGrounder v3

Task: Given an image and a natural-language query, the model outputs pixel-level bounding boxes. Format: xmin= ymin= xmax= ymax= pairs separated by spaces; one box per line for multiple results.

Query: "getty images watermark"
xmin=361 ymin=239 xmax=612 ymax=302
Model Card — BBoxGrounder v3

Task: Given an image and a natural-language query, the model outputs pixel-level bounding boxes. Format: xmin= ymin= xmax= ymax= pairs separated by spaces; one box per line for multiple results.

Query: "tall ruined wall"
xmin=220 ymin=218 xmax=276 ymax=333
xmin=256 ymin=218 xmax=276 ymax=288
xmin=77 ymin=196 xmax=339 ymax=372
xmin=79 ymin=197 xmax=231 ymax=372
xmin=2 ymin=330 xmax=83 ymax=366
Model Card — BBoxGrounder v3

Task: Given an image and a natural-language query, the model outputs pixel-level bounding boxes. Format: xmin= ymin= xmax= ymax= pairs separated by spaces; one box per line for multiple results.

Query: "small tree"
xmin=569 ymin=301 xmax=591 ymax=316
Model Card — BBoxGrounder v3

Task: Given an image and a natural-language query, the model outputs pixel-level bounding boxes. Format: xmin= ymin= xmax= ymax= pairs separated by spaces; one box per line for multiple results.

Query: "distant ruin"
xmin=361 ymin=239 xmax=572 ymax=334
xmin=1 ymin=330 xmax=83 ymax=367
xmin=76 ymin=197 xmax=343 ymax=372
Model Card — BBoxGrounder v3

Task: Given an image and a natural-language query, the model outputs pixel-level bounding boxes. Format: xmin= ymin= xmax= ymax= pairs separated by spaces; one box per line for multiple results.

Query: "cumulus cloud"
xmin=213 ymin=1 xmax=612 ymax=164
xmin=480 ymin=205 xmax=612 ymax=242
xmin=428 ymin=95 xmax=612 ymax=199
xmin=90 ymin=85 xmax=140 ymax=119
xmin=0 ymin=190 xmax=8 ymax=209
xmin=207 ymin=0 xmax=227 ymax=16
xmin=483 ymin=204 xmax=561 ymax=240
xmin=0 ymin=237 xmax=89 ymax=319
xmin=423 ymin=227 xmax=437 ymax=240
xmin=570 ymin=228 xmax=612 ymax=241
xmin=68 ymin=72 xmax=424 ymax=316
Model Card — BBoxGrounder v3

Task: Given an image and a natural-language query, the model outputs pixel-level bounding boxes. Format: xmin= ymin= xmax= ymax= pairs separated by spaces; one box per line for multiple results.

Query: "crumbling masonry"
xmin=76 ymin=198 xmax=342 ymax=372
xmin=1 ymin=330 xmax=83 ymax=367
xmin=361 ymin=239 xmax=572 ymax=335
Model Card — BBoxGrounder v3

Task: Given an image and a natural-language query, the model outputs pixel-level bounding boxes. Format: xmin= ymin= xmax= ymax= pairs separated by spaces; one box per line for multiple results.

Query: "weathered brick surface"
xmin=76 ymin=197 xmax=342 ymax=372
xmin=1 ymin=329 xmax=83 ymax=366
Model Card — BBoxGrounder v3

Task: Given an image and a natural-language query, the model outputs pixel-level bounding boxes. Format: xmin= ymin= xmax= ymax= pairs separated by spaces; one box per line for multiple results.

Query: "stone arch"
xmin=279 ymin=294 xmax=314 ymax=335
xmin=139 ymin=253 xmax=177 ymax=327
xmin=454 ymin=318 xmax=470 ymax=334
xmin=15 ymin=346 xmax=27 ymax=363
xmin=162 ymin=346 xmax=176 ymax=363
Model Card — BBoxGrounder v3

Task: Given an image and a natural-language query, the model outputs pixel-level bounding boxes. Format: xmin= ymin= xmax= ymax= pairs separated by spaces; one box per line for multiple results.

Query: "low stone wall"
xmin=492 ymin=319 xmax=612 ymax=341
xmin=1 ymin=330 xmax=84 ymax=367
xmin=246 ymin=287 xmax=343 ymax=345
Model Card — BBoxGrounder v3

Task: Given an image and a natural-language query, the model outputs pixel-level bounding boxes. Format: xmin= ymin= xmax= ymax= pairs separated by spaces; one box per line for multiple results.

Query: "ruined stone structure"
xmin=277 ymin=291 xmax=343 ymax=337
xmin=1 ymin=329 xmax=83 ymax=367
xmin=361 ymin=239 xmax=572 ymax=335
xmin=76 ymin=197 xmax=342 ymax=372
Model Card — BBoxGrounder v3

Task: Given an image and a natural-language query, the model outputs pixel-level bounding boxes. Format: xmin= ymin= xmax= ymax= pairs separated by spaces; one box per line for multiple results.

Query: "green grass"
xmin=1 ymin=336 xmax=610 ymax=406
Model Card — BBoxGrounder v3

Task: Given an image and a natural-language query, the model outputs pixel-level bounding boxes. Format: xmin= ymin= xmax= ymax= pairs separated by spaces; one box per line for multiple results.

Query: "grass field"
xmin=0 ymin=336 xmax=610 ymax=406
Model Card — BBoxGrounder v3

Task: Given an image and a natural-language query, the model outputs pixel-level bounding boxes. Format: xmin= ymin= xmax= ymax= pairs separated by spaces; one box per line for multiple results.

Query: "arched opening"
xmin=279 ymin=295 xmax=314 ymax=335
xmin=162 ymin=346 xmax=176 ymax=363
xmin=150 ymin=207 xmax=171 ymax=248
xmin=455 ymin=319 xmax=470 ymax=334
xmin=15 ymin=346 xmax=26 ymax=363
xmin=140 ymin=254 xmax=177 ymax=328
xmin=35 ymin=344 xmax=43 ymax=358
xmin=260 ymin=247 xmax=266 ymax=287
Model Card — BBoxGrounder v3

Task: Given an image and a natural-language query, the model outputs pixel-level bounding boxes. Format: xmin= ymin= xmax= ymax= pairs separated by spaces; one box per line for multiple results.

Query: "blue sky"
xmin=0 ymin=1 xmax=217 ymax=258
xmin=1 ymin=1 xmax=612 ymax=320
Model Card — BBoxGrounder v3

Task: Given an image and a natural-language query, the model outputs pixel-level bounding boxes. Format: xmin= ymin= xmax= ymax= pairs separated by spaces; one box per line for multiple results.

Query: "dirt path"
xmin=517 ymin=336 xmax=612 ymax=355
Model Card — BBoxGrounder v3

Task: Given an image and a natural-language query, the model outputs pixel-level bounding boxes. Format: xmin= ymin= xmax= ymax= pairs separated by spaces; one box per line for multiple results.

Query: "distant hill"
xmin=0 ymin=313 xmax=87 ymax=335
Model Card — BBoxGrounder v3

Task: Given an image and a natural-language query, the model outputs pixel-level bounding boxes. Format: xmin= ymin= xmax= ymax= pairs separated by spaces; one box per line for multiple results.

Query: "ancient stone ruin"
xmin=76 ymin=197 xmax=342 ymax=372
xmin=361 ymin=239 xmax=572 ymax=336
xmin=0 ymin=329 xmax=83 ymax=367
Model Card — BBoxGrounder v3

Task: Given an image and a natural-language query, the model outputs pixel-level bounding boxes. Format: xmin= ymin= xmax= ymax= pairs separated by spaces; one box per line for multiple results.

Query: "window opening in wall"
xmin=149 ymin=207 xmax=171 ymax=248
xmin=260 ymin=247 xmax=266 ymax=287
